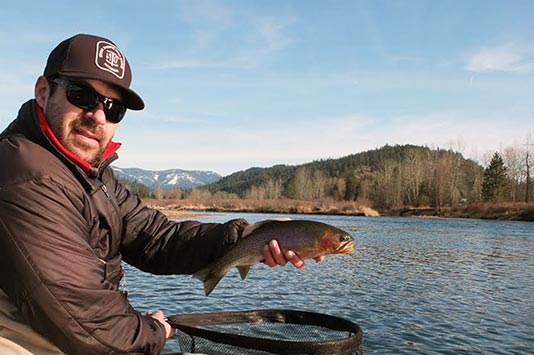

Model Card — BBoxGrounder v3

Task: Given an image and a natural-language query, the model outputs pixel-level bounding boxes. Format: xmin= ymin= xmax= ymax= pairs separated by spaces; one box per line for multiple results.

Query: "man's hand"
xmin=147 ymin=310 xmax=175 ymax=339
xmin=263 ymin=239 xmax=324 ymax=269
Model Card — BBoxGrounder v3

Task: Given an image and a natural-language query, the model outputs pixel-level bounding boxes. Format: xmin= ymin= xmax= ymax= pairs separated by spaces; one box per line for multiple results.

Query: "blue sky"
xmin=1 ymin=1 xmax=533 ymax=176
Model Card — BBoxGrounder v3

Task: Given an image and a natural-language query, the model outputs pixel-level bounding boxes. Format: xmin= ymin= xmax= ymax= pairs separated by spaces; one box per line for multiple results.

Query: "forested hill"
xmin=204 ymin=144 xmax=484 ymax=209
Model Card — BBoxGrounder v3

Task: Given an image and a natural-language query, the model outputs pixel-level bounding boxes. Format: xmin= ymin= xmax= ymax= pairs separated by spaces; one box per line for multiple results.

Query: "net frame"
xmin=167 ymin=309 xmax=362 ymax=355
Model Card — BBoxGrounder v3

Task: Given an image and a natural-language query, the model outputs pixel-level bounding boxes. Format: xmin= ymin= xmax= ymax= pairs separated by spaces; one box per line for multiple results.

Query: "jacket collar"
xmin=2 ymin=99 xmax=120 ymax=178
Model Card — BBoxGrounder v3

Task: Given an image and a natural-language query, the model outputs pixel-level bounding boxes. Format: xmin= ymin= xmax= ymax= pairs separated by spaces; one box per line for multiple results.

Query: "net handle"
xmin=167 ymin=309 xmax=362 ymax=355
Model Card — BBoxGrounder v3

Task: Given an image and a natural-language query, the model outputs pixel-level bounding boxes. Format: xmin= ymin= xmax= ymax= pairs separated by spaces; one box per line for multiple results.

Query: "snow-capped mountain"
xmin=111 ymin=166 xmax=222 ymax=189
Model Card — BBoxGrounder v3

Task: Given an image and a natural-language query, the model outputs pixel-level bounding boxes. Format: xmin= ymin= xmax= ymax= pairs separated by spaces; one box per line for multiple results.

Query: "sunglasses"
xmin=52 ymin=78 xmax=127 ymax=123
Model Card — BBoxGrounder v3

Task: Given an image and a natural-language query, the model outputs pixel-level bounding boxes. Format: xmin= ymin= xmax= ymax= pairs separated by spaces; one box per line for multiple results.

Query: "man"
xmin=0 ymin=34 xmax=320 ymax=355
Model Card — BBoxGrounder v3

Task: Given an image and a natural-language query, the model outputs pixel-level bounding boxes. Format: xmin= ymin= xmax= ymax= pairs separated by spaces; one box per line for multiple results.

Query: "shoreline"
xmin=386 ymin=204 xmax=534 ymax=222
xmin=145 ymin=200 xmax=534 ymax=222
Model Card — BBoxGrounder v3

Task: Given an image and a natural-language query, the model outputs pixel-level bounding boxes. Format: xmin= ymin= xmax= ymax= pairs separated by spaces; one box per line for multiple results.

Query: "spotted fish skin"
xmin=193 ymin=219 xmax=355 ymax=295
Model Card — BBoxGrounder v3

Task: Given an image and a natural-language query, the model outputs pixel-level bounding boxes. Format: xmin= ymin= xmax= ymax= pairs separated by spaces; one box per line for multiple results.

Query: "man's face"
xmin=44 ymin=78 xmax=122 ymax=164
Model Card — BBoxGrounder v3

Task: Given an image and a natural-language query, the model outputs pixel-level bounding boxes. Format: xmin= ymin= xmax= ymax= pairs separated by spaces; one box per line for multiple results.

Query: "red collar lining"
xmin=37 ymin=105 xmax=120 ymax=175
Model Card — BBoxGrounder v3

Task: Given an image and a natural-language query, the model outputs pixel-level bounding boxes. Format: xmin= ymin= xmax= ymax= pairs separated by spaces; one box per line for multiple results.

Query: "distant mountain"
xmin=112 ymin=166 xmax=222 ymax=189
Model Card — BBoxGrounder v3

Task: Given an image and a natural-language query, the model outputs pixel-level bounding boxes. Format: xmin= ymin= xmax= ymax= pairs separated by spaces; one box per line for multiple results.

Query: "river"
xmin=124 ymin=213 xmax=533 ymax=354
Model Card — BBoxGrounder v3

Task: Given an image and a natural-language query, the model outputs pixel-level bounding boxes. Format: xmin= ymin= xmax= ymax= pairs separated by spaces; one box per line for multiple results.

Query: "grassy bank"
xmin=143 ymin=198 xmax=534 ymax=222
xmin=143 ymin=198 xmax=380 ymax=217
xmin=387 ymin=202 xmax=534 ymax=222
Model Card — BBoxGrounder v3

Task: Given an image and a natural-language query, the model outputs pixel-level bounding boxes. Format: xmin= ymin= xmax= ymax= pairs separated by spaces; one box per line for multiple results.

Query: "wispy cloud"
xmin=227 ymin=16 xmax=294 ymax=69
xmin=143 ymin=58 xmax=229 ymax=70
xmin=466 ymin=43 xmax=534 ymax=74
xmin=147 ymin=6 xmax=294 ymax=71
xmin=255 ymin=17 xmax=294 ymax=53
xmin=0 ymin=31 xmax=56 ymax=45
xmin=175 ymin=0 xmax=234 ymax=29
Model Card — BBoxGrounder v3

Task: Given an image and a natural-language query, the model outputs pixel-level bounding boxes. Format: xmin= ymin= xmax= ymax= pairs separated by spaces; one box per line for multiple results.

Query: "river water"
xmin=124 ymin=213 xmax=533 ymax=354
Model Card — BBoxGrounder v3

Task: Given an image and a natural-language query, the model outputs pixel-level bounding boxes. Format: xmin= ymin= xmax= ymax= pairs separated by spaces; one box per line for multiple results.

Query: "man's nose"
xmin=85 ymin=102 xmax=107 ymax=125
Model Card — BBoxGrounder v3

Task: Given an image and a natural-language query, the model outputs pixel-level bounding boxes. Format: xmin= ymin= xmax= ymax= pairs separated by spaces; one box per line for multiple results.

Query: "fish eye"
xmin=340 ymin=235 xmax=351 ymax=242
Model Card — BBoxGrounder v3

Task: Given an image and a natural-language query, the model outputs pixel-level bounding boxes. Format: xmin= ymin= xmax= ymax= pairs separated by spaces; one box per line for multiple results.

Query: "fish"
xmin=193 ymin=219 xmax=355 ymax=296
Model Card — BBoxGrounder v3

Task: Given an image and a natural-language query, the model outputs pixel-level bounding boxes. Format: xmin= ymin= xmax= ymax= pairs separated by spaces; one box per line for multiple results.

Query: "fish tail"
xmin=203 ymin=275 xmax=224 ymax=296
xmin=193 ymin=267 xmax=226 ymax=296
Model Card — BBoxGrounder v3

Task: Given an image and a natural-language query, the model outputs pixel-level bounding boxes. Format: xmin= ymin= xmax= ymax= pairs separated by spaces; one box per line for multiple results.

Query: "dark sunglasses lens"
xmin=102 ymin=100 xmax=126 ymax=123
xmin=65 ymin=84 xmax=126 ymax=123
xmin=65 ymin=86 xmax=99 ymax=111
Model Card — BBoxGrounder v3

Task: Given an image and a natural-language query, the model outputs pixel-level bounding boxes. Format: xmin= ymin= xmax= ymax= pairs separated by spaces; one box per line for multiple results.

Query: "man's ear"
xmin=35 ymin=76 xmax=50 ymax=108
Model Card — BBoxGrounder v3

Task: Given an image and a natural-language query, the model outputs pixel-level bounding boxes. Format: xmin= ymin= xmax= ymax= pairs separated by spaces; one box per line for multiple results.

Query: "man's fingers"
xmin=263 ymin=244 xmax=277 ymax=267
xmin=269 ymin=240 xmax=287 ymax=266
xmin=285 ymin=250 xmax=304 ymax=269
xmin=263 ymin=240 xmax=307 ymax=269
xmin=148 ymin=310 xmax=175 ymax=339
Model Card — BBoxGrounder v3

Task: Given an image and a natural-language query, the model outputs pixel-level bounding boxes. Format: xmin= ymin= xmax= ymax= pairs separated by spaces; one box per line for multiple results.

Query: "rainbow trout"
xmin=193 ymin=219 xmax=355 ymax=296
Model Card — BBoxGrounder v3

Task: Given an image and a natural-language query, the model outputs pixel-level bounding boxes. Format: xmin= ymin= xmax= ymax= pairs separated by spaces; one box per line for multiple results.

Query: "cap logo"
xmin=95 ymin=40 xmax=125 ymax=79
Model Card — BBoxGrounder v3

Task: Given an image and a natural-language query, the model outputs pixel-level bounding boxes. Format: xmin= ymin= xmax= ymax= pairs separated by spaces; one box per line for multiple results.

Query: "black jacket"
xmin=0 ymin=100 xmax=247 ymax=354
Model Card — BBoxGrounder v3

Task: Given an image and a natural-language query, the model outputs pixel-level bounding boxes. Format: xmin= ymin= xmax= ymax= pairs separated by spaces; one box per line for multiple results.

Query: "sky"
xmin=1 ymin=0 xmax=533 ymax=176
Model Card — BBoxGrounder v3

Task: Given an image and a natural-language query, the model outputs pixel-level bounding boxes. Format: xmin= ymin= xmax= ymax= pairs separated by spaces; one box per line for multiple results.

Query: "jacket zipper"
xmin=101 ymin=184 xmax=110 ymax=198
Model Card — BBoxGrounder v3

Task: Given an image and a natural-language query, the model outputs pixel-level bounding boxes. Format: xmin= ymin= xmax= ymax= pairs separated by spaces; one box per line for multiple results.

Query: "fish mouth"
xmin=336 ymin=239 xmax=355 ymax=253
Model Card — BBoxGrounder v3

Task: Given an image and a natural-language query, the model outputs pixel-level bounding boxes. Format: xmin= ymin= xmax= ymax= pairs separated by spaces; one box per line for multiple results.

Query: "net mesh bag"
xmin=167 ymin=309 xmax=363 ymax=355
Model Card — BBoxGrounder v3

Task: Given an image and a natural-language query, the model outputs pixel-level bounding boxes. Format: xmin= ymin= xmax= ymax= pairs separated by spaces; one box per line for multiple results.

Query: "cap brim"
xmin=119 ymin=87 xmax=145 ymax=110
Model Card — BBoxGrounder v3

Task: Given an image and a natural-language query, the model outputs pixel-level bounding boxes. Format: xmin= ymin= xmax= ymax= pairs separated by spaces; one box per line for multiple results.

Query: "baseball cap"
xmin=44 ymin=34 xmax=144 ymax=110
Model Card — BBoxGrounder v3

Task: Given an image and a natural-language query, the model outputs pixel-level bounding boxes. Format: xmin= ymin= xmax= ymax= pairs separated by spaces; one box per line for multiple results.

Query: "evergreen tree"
xmin=344 ymin=174 xmax=360 ymax=201
xmin=481 ymin=152 xmax=509 ymax=201
xmin=203 ymin=144 xmax=485 ymax=207
xmin=118 ymin=178 xmax=153 ymax=198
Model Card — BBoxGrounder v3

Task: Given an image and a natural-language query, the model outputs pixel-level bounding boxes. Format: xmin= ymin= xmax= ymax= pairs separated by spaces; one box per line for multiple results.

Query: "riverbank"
xmin=386 ymin=202 xmax=534 ymax=222
xmin=143 ymin=199 xmax=534 ymax=222
xmin=143 ymin=198 xmax=380 ymax=217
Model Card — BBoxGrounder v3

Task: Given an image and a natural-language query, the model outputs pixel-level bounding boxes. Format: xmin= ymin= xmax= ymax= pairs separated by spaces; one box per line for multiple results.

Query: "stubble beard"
xmin=44 ymin=101 xmax=110 ymax=165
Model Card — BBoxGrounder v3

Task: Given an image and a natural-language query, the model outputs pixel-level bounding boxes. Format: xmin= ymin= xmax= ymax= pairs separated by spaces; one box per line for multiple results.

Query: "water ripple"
xmin=124 ymin=213 xmax=533 ymax=354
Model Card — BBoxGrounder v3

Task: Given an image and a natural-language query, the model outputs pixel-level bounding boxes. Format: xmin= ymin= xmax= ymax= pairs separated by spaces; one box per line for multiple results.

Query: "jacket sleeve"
xmin=107 ymin=169 xmax=249 ymax=275
xmin=0 ymin=176 xmax=166 ymax=355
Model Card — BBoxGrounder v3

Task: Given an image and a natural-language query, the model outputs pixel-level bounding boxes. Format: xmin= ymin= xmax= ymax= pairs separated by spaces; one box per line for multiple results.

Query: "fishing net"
xmin=167 ymin=309 xmax=363 ymax=355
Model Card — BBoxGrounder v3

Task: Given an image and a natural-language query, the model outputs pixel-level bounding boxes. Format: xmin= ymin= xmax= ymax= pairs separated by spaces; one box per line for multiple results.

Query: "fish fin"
xmin=236 ymin=265 xmax=251 ymax=280
xmin=193 ymin=267 xmax=225 ymax=296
